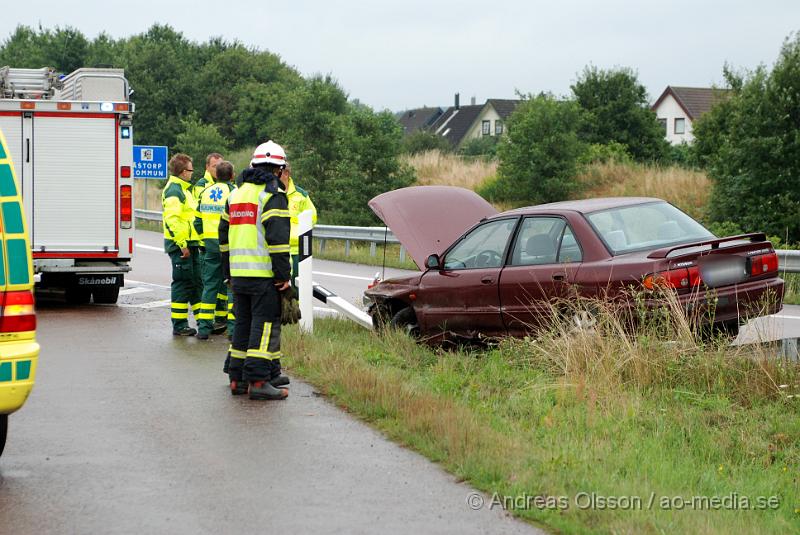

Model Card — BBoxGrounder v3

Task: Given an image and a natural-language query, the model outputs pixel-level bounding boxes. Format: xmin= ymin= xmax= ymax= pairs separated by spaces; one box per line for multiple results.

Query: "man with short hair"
xmin=194 ymin=161 xmax=236 ymax=339
xmin=162 ymin=153 xmax=202 ymax=335
xmin=193 ymin=152 xmax=223 ymax=200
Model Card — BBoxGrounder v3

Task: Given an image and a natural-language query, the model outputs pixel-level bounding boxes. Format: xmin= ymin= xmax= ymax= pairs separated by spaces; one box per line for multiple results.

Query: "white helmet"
xmin=250 ymin=140 xmax=287 ymax=167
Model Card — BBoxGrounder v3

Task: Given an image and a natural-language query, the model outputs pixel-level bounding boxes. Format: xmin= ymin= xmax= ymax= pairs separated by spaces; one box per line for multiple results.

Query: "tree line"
xmin=0 ymin=24 xmax=413 ymax=225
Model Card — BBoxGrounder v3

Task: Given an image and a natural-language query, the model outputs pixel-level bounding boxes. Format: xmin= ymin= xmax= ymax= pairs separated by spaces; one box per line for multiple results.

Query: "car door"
xmin=498 ymin=216 xmax=583 ymax=336
xmin=417 ymin=217 xmax=518 ymax=338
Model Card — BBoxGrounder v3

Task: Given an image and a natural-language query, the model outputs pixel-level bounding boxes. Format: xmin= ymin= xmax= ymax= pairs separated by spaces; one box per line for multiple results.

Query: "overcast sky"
xmin=3 ymin=1 xmax=799 ymax=111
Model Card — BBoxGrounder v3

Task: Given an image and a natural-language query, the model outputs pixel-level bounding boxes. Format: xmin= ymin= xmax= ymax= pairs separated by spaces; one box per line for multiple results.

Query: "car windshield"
xmin=585 ymin=202 xmax=714 ymax=255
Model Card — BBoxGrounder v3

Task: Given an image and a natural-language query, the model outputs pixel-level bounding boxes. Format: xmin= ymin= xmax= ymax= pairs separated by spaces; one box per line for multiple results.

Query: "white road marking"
xmin=312 ymin=270 xmax=374 ymax=282
xmin=118 ymin=299 xmax=172 ymax=309
xmin=119 ymin=287 xmax=152 ymax=296
xmin=774 ymin=314 xmax=800 ymax=320
xmin=126 ymin=279 xmax=171 ymax=290
xmin=135 ymin=243 xmax=162 ymax=252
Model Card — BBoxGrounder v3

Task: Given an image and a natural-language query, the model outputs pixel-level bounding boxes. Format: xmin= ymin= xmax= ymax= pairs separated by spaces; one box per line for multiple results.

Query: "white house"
xmin=651 ymin=86 xmax=729 ymax=145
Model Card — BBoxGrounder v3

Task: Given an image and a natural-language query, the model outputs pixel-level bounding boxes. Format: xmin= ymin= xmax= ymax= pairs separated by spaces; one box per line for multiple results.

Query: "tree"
xmin=483 ymin=94 xmax=587 ymax=205
xmin=693 ymin=34 xmax=800 ymax=241
xmin=174 ymin=115 xmax=231 ymax=171
xmin=571 ymin=66 xmax=668 ymax=162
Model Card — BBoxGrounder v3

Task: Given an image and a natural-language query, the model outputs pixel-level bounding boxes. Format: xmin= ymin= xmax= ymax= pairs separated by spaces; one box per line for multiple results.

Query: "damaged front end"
xmin=363 ymin=274 xmax=422 ymax=330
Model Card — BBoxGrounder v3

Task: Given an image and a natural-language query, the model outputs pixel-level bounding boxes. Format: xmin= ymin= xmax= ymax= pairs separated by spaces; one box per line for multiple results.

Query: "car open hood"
xmin=368 ymin=186 xmax=498 ymax=269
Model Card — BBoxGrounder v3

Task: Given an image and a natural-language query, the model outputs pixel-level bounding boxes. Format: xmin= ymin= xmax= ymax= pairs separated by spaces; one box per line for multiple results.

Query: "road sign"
xmin=133 ymin=145 xmax=168 ymax=179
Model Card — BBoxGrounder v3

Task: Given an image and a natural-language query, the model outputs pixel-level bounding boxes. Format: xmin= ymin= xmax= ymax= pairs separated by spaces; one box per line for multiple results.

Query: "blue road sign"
xmin=133 ymin=145 xmax=168 ymax=179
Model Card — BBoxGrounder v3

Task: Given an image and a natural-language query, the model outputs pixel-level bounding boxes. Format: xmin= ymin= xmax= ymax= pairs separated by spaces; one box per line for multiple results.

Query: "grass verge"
xmin=283 ymin=298 xmax=800 ymax=534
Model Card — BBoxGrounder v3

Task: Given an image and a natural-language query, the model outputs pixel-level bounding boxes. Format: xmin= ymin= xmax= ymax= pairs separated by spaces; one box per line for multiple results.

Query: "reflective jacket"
xmin=192 ymin=170 xmax=214 ymax=200
xmin=219 ymin=182 xmax=291 ymax=280
xmin=162 ymin=175 xmax=199 ymax=250
xmin=285 ymin=177 xmax=317 ymax=255
xmin=194 ymin=181 xmax=235 ymax=252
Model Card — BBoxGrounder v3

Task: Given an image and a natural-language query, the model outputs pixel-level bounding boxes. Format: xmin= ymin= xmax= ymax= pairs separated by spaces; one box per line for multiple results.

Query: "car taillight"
xmin=749 ymin=252 xmax=778 ymax=276
xmin=120 ymin=185 xmax=132 ymax=229
xmin=120 ymin=165 xmax=131 ymax=178
xmin=0 ymin=290 xmax=36 ymax=333
xmin=643 ymin=266 xmax=702 ymax=291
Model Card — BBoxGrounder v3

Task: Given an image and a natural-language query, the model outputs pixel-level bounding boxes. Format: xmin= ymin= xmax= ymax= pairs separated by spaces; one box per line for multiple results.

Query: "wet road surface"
xmin=0 ymin=287 xmax=542 ymax=534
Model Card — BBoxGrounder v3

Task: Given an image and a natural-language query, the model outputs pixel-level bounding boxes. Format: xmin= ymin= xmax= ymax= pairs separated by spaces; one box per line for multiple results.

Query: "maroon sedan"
xmin=364 ymin=187 xmax=784 ymax=342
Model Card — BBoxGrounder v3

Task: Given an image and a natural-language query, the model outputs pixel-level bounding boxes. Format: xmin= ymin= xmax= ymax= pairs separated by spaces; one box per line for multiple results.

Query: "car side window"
xmin=558 ymin=225 xmax=582 ymax=263
xmin=511 ymin=217 xmax=582 ymax=265
xmin=443 ymin=219 xmax=516 ymax=270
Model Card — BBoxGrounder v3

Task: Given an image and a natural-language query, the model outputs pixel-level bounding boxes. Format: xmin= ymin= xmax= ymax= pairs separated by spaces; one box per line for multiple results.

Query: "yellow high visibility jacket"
xmin=162 ymin=175 xmax=200 ymax=249
xmin=195 ymin=181 xmax=235 ymax=252
xmin=193 ymin=170 xmax=214 ymax=200
xmin=285 ymin=177 xmax=317 ymax=255
xmin=222 ymin=182 xmax=291 ymax=279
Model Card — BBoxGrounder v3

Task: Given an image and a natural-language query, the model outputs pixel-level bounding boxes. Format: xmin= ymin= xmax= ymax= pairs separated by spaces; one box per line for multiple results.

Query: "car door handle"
xmin=481 ymin=276 xmax=494 ymax=284
xmin=552 ymin=273 xmax=566 ymax=281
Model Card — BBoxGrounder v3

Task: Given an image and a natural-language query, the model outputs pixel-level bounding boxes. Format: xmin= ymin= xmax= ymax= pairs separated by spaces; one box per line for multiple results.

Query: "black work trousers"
xmin=228 ymin=277 xmax=282 ymax=383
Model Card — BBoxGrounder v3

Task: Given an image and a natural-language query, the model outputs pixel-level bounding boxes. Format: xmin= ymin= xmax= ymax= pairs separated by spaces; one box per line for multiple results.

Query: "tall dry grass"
xmin=575 ymin=161 xmax=711 ymax=220
xmin=504 ymin=290 xmax=796 ymax=406
xmin=402 ymin=150 xmax=497 ymax=189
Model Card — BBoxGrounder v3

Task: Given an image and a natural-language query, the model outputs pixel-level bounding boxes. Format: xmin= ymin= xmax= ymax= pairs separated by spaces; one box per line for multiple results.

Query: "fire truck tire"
xmin=92 ymin=285 xmax=120 ymax=304
xmin=65 ymin=285 xmax=91 ymax=305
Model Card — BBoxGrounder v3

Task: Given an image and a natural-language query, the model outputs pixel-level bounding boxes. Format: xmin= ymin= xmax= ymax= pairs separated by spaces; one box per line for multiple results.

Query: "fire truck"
xmin=0 ymin=67 xmax=134 ymax=304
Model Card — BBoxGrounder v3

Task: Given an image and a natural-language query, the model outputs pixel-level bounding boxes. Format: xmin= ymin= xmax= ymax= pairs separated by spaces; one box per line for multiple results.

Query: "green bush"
xmin=459 ymin=136 xmax=499 ymax=159
xmin=486 ymin=94 xmax=586 ymax=205
xmin=694 ymin=33 xmax=800 ymax=242
xmin=401 ymin=131 xmax=451 ymax=154
xmin=571 ymin=66 xmax=669 ymax=162
xmin=577 ymin=141 xmax=632 ymax=166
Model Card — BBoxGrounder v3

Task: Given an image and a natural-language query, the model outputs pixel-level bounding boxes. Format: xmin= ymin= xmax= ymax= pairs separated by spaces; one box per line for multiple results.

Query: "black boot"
xmin=230 ymin=379 xmax=248 ymax=396
xmin=249 ymin=380 xmax=288 ymax=400
xmin=269 ymin=375 xmax=290 ymax=387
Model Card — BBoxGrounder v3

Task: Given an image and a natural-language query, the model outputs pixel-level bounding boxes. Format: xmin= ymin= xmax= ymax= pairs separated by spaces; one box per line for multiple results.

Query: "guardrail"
xmin=135 ymin=209 xmax=405 ymax=261
xmin=135 ymin=209 xmax=800 ymax=272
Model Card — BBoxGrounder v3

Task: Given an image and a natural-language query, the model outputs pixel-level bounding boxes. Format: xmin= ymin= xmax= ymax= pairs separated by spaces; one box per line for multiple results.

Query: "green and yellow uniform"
xmin=285 ymin=176 xmax=317 ymax=287
xmin=193 ymin=180 xmax=235 ymax=336
xmin=162 ymin=175 xmax=202 ymax=331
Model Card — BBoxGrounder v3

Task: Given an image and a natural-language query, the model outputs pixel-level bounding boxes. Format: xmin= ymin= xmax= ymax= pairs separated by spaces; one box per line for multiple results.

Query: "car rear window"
xmin=586 ymin=202 xmax=713 ymax=255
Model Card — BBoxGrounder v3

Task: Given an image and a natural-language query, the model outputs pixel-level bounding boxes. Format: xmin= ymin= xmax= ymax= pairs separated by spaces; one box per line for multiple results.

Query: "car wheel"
xmin=92 ymin=285 xmax=120 ymax=304
xmin=0 ymin=414 xmax=7 ymax=457
xmin=701 ymin=319 xmax=740 ymax=342
xmin=390 ymin=307 xmax=419 ymax=338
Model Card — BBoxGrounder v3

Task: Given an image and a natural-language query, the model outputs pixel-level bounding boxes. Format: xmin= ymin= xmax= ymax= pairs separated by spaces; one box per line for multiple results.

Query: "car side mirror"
xmin=425 ymin=254 xmax=441 ymax=270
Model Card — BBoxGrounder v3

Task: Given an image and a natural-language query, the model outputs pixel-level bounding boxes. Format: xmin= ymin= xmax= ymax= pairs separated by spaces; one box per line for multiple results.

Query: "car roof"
xmin=494 ymin=197 xmax=665 ymax=217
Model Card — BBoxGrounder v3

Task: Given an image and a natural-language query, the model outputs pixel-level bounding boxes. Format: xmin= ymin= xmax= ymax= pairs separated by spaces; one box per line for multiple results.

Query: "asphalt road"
xmin=0 ymin=231 xmax=540 ymax=535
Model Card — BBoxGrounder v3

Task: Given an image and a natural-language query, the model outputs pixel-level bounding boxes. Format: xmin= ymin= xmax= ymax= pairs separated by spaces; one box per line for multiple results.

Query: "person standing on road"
xmin=219 ymin=141 xmax=291 ymax=400
xmin=279 ymin=161 xmax=317 ymax=289
xmin=193 ymin=153 xmax=223 ymax=200
xmin=194 ymin=161 xmax=236 ymax=340
xmin=162 ymin=153 xmax=202 ymax=336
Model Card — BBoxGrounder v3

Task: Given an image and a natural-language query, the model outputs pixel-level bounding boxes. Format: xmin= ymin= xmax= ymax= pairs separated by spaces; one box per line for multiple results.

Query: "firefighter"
xmin=219 ymin=141 xmax=291 ymax=400
xmin=194 ymin=161 xmax=236 ymax=339
xmin=162 ymin=153 xmax=202 ymax=336
xmin=278 ymin=161 xmax=317 ymax=288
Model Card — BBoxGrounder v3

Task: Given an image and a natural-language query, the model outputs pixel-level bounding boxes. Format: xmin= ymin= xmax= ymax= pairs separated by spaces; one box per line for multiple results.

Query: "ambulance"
xmin=0 ymin=66 xmax=134 ymax=304
xmin=0 ymin=127 xmax=38 ymax=457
